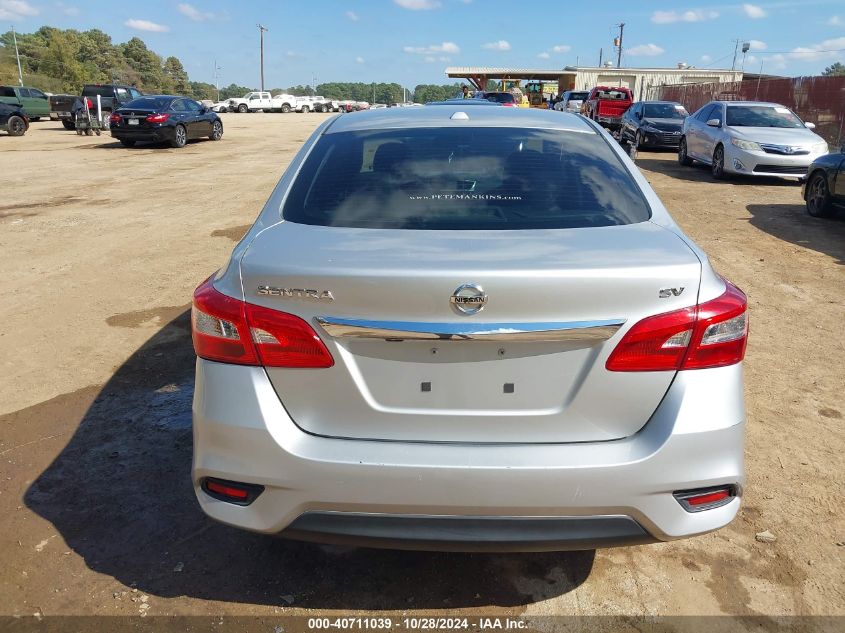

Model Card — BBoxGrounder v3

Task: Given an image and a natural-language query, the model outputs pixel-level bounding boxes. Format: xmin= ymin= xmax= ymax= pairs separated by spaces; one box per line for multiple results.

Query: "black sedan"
xmin=109 ymin=95 xmax=223 ymax=148
xmin=804 ymin=148 xmax=845 ymax=218
xmin=619 ymin=100 xmax=689 ymax=149
xmin=0 ymin=102 xmax=29 ymax=136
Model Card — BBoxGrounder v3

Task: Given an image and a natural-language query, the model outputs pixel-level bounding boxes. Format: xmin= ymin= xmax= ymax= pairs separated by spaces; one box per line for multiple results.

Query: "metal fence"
xmin=648 ymin=75 xmax=845 ymax=147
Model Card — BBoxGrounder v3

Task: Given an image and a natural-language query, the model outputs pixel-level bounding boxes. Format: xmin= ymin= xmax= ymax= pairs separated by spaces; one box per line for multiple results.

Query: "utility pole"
xmin=731 ymin=39 xmax=741 ymax=71
xmin=257 ymin=24 xmax=268 ymax=91
xmin=12 ymin=25 xmax=24 ymax=86
xmin=213 ymin=59 xmax=222 ymax=101
xmin=615 ymin=23 xmax=625 ymax=68
xmin=598 ymin=48 xmax=603 ymax=67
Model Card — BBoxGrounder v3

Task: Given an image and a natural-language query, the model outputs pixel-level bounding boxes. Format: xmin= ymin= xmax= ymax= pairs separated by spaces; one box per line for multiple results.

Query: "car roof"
xmin=711 ymin=100 xmax=788 ymax=107
xmin=325 ymin=106 xmax=597 ymax=134
xmin=638 ymin=100 xmax=682 ymax=105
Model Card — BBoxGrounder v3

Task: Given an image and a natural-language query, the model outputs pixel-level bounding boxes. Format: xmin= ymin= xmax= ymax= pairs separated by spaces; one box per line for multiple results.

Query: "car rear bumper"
xmin=110 ymin=126 xmax=174 ymax=143
xmin=724 ymin=144 xmax=823 ymax=178
xmin=193 ymin=360 xmax=745 ymax=551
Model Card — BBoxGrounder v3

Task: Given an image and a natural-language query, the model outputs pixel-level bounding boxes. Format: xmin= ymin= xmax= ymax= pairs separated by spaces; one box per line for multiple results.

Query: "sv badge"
xmin=659 ymin=287 xmax=685 ymax=298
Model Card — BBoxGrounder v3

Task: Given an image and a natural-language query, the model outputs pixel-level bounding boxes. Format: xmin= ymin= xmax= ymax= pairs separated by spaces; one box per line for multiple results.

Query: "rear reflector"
xmin=192 ymin=276 xmax=334 ymax=368
xmin=606 ymin=280 xmax=748 ymax=372
xmin=674 ymin=486 xmax=736 ymax=512
xmin=201 ymin=477 xmax=264 ymax=505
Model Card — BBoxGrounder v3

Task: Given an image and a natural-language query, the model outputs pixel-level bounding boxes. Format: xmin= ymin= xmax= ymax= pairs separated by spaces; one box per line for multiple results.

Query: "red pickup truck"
xmin=581 ymin=86 xmax=633 ymax=130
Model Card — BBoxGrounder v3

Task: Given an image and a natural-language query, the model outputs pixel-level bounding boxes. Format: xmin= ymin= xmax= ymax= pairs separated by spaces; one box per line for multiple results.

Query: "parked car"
xmin=190 ymin=106 xmax=748 ymax=551
xmin=473 ymin=91 xmax=519 ymax=107
xmin=0 ymin=102 xmax=29 ymax=136
xmin=49 ymin=94 xmax=83 ymax=129
xmin=209 ymin=100 xmax=230 ymax=113
xmin=0 ymin=85 xmax=50 ymax=120
xmin=554 ymin=90 xmax=590 ymax=113
xmin=679 ymin=101 xmax=828 ymax=180
xmin=581 ymin=86 xmax=633 ymax=130
xmin=109 ymin=95 xmax=223 ymax=148
xmin=803 ymin=147 xmax=845 ymax=218
xmin=225 ymin=91 xmax=276 ymax=113
xmin=81 ymin=84 xmax=143 ymax=129
xmin=619 ymin=101 xmax=689 ymax=149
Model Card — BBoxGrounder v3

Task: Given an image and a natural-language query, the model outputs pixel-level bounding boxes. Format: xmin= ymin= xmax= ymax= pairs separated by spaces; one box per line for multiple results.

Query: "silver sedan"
xmin=679 ymin=100 xmax=828 ymax=180
xmin=191 ymin=106 xmax=748 ymax=551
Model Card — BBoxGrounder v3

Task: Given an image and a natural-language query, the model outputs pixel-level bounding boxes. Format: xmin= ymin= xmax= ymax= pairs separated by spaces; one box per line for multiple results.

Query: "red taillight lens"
xmin=85 ymin=97 xmax=94 ymax=109
xmin=202 ymin=477 xmax=264 ymax=505
xmin=674 ymin=486 xmax=736 ymax=512
xmin=606 ymin=280 xmax=748 ymax=372
xmin=191 ymin=277 xmax=334 ymax=368
xmin=109 ymin=112 xmax=121 ymax=124
xmin=145 ymin=113 xmax=170 ymax=123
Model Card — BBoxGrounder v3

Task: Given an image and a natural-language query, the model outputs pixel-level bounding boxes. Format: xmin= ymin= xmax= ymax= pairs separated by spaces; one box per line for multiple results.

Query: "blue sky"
xmin=4 ymin=0 xmax=845 ymax=88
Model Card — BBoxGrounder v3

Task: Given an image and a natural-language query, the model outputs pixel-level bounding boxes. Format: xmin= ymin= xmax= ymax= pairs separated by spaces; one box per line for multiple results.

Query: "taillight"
xmin=606 ymin=281 xmax=747 ymax=372
xmin=202 ymin=477 xmax=264 ymax=505
xmin=109 ymin=112 xmax=121 ymax=124
xmin=674 ymin=486 xmax=737 ymax=512
xmin=191 ymin=277 xmax=334 ymax=368
xmin=145 ymin=113 xmax=170 ymax=123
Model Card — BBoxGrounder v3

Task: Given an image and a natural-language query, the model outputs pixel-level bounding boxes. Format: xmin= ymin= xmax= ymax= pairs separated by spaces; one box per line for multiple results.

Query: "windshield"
xmin=282 ymin=127 xmax=651 ymax=230
xmin=643 ymin=103 xmax=688 ymax=119
xmin=121 ymin=97 xmax=171 ymax=111
xmin=568 ymin=92 xmax=589 ymax=101
xmin=483 ymin=93 xmax=515 ymax=104
xmin=726 ymin=105 xmax=805 ymax=128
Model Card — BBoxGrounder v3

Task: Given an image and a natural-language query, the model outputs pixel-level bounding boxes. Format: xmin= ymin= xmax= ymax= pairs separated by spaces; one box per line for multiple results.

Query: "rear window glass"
xmin=282 ymin=127 xmax=651 ymax=230
xmin=483 ymin=93 xmax=515 ymax=103
xmin=568 ymin=92 xmax=589 ymax=101
xmin=0 ymin=86 xmax=17 ymax=97
xmin=122 ymin=97 xmax=171 ymax=110
xmin=82 ymin=86 xmax=114 ymax=97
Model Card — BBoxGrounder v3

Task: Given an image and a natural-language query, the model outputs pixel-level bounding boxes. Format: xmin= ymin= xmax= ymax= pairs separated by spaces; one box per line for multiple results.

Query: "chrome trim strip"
xmin=316 ymin=316 xmax=625 ymax=342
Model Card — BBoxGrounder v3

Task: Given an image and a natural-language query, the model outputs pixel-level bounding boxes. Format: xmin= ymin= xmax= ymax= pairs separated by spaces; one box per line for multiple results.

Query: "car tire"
xmin=281 ymin=104 xmax=291 ymax=113
xmin=209 ymin=120 xmax=223 ymax=141
xmin=101 ymin=113 xmax=111 ymax=130
xmin=237 ymin=104 xmax=248 ymax=113
xmin=711 ymin=145 xmax=727 ymax=180
xmin=62 ymin=120 xmax=75 ymax=130
xmin=119 ymin=139 xmax=136 ymax=147
xmin=805 ymin=171 xmax=835 ymax=218
xmin=301 ymin=106 xmax=310 ymax=113
xmin=635 ymin=131 xmax=645 ymax=150
xmin=7 ymin=115 xmax=27 ymax=136
xmin=678 ymin=137 xmax=693 ymax=166
xmin=171 ymin=124 xmax=187 ymax=148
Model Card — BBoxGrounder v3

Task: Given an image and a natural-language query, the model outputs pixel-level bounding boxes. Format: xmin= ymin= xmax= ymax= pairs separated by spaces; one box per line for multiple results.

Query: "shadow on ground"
xmin=747 ymin=203 xmax=845 ymax=265
xmin=23 ymin=310 xmax=594 ymax=609
xmin=635 ymin=156 xmax=802 ymax=188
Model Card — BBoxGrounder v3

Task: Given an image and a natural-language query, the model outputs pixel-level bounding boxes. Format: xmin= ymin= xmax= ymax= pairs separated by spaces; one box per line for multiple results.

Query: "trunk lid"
xmin=241 ymin=221 xmax=701 ymax=443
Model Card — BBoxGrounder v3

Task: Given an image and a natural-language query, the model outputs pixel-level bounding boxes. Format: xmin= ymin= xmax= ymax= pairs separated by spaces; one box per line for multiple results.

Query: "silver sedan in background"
xmin=679 ymin=100 xmax=828 ymax=180
xmin=191 ymin=106 xmax=748 ymax=551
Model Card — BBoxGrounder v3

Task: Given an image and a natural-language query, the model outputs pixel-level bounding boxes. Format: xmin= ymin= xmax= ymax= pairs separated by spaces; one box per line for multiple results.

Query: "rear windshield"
xmin=567 ymin=92 xmax=589 ymax=101
xmin=282 ymin=127 xmax=651 ymax=230
xmin=596 ymin=90 xmax=629 ymax=100
xmin=82 ymin=86 xmax=115 ymax=97
xmin=725 ymin=105 xmax=804 ymax=128
xmin=122 ymin=97 xmax=171 ymax=110
xmin=483 ymin=93 xmax=515 ymax=104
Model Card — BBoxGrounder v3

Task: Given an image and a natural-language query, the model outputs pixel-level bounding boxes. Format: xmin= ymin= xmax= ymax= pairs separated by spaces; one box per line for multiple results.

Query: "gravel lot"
xmin=0 ymin=114 xmax=843 ymax=622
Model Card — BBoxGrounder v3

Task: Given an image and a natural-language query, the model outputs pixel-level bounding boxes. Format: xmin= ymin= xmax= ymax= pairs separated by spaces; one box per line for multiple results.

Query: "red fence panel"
xmin=653 ymin=76 xmax=845 ymax=147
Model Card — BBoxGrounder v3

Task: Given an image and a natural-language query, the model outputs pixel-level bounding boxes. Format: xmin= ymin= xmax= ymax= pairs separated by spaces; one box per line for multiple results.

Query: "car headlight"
xmin=814 ymin=142 xmax=829 ymax=154
xmin=731 ymin=139 xmax=762 ymax=151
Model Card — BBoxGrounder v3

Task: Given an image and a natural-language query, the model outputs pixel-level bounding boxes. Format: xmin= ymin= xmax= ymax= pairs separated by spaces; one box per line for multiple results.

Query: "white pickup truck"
xmin=226 ymin=91 xmax=273 ymax=113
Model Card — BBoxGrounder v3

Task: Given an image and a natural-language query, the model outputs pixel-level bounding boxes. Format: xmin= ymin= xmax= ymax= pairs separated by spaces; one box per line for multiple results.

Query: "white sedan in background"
xmin=678 ymin=101 xmax=828 ymax=180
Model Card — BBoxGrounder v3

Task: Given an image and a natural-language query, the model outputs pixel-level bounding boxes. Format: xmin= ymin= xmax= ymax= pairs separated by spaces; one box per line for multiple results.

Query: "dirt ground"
xmin=0 ymin=114 xmax=843 ymax=625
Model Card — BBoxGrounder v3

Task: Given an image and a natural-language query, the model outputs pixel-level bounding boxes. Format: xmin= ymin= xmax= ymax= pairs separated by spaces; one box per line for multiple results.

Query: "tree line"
xmin=0 ymin=26 xmax=468 ymax=103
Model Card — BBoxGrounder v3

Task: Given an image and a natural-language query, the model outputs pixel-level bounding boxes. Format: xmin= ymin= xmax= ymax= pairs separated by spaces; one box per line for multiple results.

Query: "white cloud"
xmin=346 ymin=10 xmax=359 ymax=21
xmin=393 ymin=0 xmax=441 ymax=10
xmin=651 ymin=9 xmax=718 ymax=24
xmin=178 ymin=3 xmax=213 ymax=21
xmin=482 ymin=40 xmax=511 ymax=51
xmin=701 ymin=54 xmax=712 ymax=62
xmin=124 ymin=18 xmax=170 ymax=33
xmin=552 ymin=44 xmax=571 ymax=53
xmin=788 ymin=36 xmax=845 ymax=61
xmin=0 ymin=0 xmax=39 ymax=19
xmin=627 ymin=43 xmax=665 ymax=56
xmin=404 ymin=41 xmax=460 ymax=55
xmin=355 ymin=56 xmax=365 ymax=63
xmin=747 ymin=39 xmax=767 ymax=50
xmin=537 ymin=52 xmax=550 ymax=59
xmin=828 ymin=15 xmax=843 ymax=26
xmin=742 ymin=4 xmax=766 ymax=19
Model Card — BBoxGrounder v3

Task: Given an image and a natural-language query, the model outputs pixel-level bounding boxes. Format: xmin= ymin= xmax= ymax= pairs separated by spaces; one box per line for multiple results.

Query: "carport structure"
xmin=445 ymin=67 xmax=577 ymax=93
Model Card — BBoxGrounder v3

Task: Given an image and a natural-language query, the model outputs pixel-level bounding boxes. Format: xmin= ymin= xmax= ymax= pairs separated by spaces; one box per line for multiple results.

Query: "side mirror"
xmin=804 ymin=121 xmax=816 ymax=129
xmin=706 ymin=118 xmax=721 ymax=127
